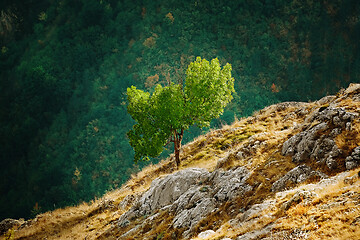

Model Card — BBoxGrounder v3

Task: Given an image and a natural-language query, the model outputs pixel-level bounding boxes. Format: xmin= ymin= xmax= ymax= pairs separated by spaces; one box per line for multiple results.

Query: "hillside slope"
xmin=1 ymin=83 xmax=360 ymax=239
xmin=2 ymin=0 xmax=360 ymax=220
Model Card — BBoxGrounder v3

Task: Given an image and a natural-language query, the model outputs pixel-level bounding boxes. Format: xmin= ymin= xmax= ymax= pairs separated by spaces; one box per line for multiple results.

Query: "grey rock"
xmin=281 ymin=190 xmax=318 ymax=211
xmin=316 ymin=107 xmax=339 ymax=121
xmin=311 ymin=136 xmax=334 ymax=162
xmin=350 ymin=146 xmax=360 ymax=159
xmin=118 ymin=194 xmax=138 ymax=210
xmin=171 ymin=185 xmax=210 ymax=213
xmin=346 ymin=122 xmax=352 ymax=131
xmin=172 ymin=167 xmax=252 ymax=238
xmin=197 ymin=229 xmax=216 ymax=239
xmin=137 ymin=168 xmax=210 ymax=216
xmin=282 ymin=133 xmax=304 ymax=156
xmin=330 ymin=128 xmax=342 ymax=137
xmin=282 ymin=107 xmax=358 ymax=169
xmin=263 ymin=229 xmax=309 ymax=240
xmin=117 ymin=209 xmax=137 ymax=228
xmin=117 ymin=166 xmax=253 ymax=239
xmin=283 ymin=122 xmax=329 ymax=163
xmin=333 ymin=115 xmax=343 ymax=127
xmin=313 ymin=107 xmax=357 ymax=125
xmin=271 ymin=165 xmax=327 ymax=192
xmin=238 ymin=200 xmax=275 ymax=222
xmin=98 ymin=198 xmax=115 ymax=211
xmin=173 ymin=197 xmax=216 ymax=232
xmin=345 ymin=146 xmax=360 ymax=170
xmin=236 ymin=223 xmax=274 ymax=240
xmin=344 ymin=83 xmax=360 ymax=96
xmin=274 ymin=102 xmax=307 ymax=112
xmin=326 ymin=157 xmax=338 ymax=170
xmin=311 ymin=137 xmax=342 ymax=166
xmin=317 ymin=95 xmax=336 ymax=105
xmin=346 ymin=159 xmax=359 ymax=170
xmin=353 ymin=93 xmax=360 ymax=101
xmin=296 ymin=107 xmax=310 ymax=117
xmin=211 ymin=167 xmax=252 ymax=202
xmin=342 ymin=112 xmax=357 ymax=122
xmin=141 ymin=212 xmax=160 ymax=228
xmin=0 ymin=218 xmax=24 ymax=234
xmin=119 ymin=224 xmax=141 ymax=239
xmin=117 ymin=168 xmax=209 ymax=227
xmin=118 ymin=219 xmax=130 ymax=228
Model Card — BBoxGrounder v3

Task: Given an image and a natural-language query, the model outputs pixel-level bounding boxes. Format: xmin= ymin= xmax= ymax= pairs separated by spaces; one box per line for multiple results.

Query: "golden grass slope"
xmin=2 ymin=83 xmax=360 ymax=240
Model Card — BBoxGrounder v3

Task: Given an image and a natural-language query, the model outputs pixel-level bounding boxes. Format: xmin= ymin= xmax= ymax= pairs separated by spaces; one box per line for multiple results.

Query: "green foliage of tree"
xmin=127 ymin=57 xmax=234 ymax=167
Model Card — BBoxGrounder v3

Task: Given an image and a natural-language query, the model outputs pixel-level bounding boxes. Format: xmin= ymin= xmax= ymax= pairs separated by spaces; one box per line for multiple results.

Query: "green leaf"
xmin=127 ymin=57 xmax=235 ymax=162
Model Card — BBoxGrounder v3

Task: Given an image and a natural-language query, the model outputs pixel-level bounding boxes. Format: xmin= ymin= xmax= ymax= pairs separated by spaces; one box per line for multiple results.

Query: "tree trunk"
xmin=173 ymin=129 xmax=183 ymax=168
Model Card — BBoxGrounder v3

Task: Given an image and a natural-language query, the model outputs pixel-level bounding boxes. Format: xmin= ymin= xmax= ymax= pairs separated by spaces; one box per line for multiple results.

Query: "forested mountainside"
xmin=2 ymin=83 xmax=359 ymax=240
xmin=1 ymin=0 xmax=360 ymax=220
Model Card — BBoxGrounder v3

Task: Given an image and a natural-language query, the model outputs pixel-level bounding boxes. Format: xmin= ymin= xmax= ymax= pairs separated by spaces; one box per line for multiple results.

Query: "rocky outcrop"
xmin=117 ymin=167 xmax=252 ymax=238
xmin=136 ymin=168 xmax=210 ymax=216
xmin=102 ymin=84 xmax=360 ymax=240
xmin=210 ymin=167 xmax=252 ymax=202
xmin=173 ymin=197 xmax=216 ymax=233
xmin=282 ymin=106 xmax=358 ymax=169
xmin=0 ymin=218 xmax=25 ymax=235
xmin=117 ymin=168 xmax=210 ymax=226
xmin=280 ymin=190 xmax=318 ymax=211
xmin=236 ymin=224 xmax=274 ymax=240
xmin=8 ymin=84 xmax=360 ymax=240
xmin=115 ymin=85 xmax=359 ymax=239
xmin=118 ymin=193 xmax=139 ymax=211
xmin=197 ymin=230 xmax=216 ymax=239
xmin=345 ymin=146 xmax=360 ymax=170
xmin=341 ymin=83 xmax=360 ymax=100
xmin=271 ymin=165 xmax=327 ymax=192
xmin=198 ymin=170 xmax=359 ymax=240
xmin=215 ymin=200 xmax=276 ymax=240
xmin=238 ymin=200 xmax=276 ymax=222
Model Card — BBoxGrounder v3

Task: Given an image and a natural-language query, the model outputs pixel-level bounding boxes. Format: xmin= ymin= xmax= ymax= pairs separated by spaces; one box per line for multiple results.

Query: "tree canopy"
xmin=127 ymin=57 xmax=235 ymax=167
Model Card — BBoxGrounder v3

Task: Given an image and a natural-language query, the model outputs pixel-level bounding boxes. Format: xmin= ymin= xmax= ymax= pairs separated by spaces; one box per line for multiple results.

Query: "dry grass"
xmin=5 ymin=157 xmax=179 ymax=240
xmin=273 ymin=168 xmax=360 ymax=240
xmin=191 ymin=168 xmax=360 ymax=240
xmin=8 ymin=202 xmax=107 ymax=240
xmin=4 ymin=85 xmax=360 ymax=240
xmin=336 ymin=118 xmax=360 ymax=153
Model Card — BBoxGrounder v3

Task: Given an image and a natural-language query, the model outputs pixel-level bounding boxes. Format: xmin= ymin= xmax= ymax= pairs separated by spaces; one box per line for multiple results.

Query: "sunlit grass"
xmin=8 ymin=85 xmax=360 ymax=240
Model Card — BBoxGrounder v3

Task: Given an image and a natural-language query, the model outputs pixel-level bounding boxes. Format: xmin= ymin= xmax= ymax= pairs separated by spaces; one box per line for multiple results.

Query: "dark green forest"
xmin=1 ymin=0 xmax=359 ymax=220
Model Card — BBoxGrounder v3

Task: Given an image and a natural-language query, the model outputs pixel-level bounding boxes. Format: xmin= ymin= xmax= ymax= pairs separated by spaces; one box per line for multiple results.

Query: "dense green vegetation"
xmin=0 ymin=0 xmax=359 ymax=220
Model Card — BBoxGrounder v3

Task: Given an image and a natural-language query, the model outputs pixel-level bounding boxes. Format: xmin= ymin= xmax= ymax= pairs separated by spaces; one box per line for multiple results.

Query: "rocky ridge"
xmin=104 ymin=84 xmax=360 ymax=240
xmin=2 ymin=84 xmax=360 ymax=240
xmin=115 ymin=167 xmax=252 ymax=238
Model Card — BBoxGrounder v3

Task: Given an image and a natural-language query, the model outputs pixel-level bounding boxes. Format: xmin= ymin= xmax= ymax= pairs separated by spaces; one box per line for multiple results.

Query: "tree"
xmin=126 ymin=57 xmax=235 ymax=167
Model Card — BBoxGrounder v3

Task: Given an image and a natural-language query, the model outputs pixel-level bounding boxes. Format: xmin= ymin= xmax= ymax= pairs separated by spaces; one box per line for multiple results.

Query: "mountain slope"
xmin=1 ymin=83 xmax=360 ymax=240
xmin=2 ymin=0 xmax=360 ymax=220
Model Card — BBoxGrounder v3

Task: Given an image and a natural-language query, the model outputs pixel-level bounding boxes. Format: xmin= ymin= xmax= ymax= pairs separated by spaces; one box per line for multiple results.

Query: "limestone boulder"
xmin=137 ymin=168 xmax=210 ymax=216
xmin=117 ymin=166 xmax=253 ymax=239
xmin=271 ymin=165 xmax=327 ymax=192
xmin=282 ymin=107 xmax=358 ymax=170
xmin=173 ymin=197 xmax=216 ymax=230
xmin=345 ymin=146 xmax=360 ymax=170
xmin=211 ymin=167 xmax=252 ymax=202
